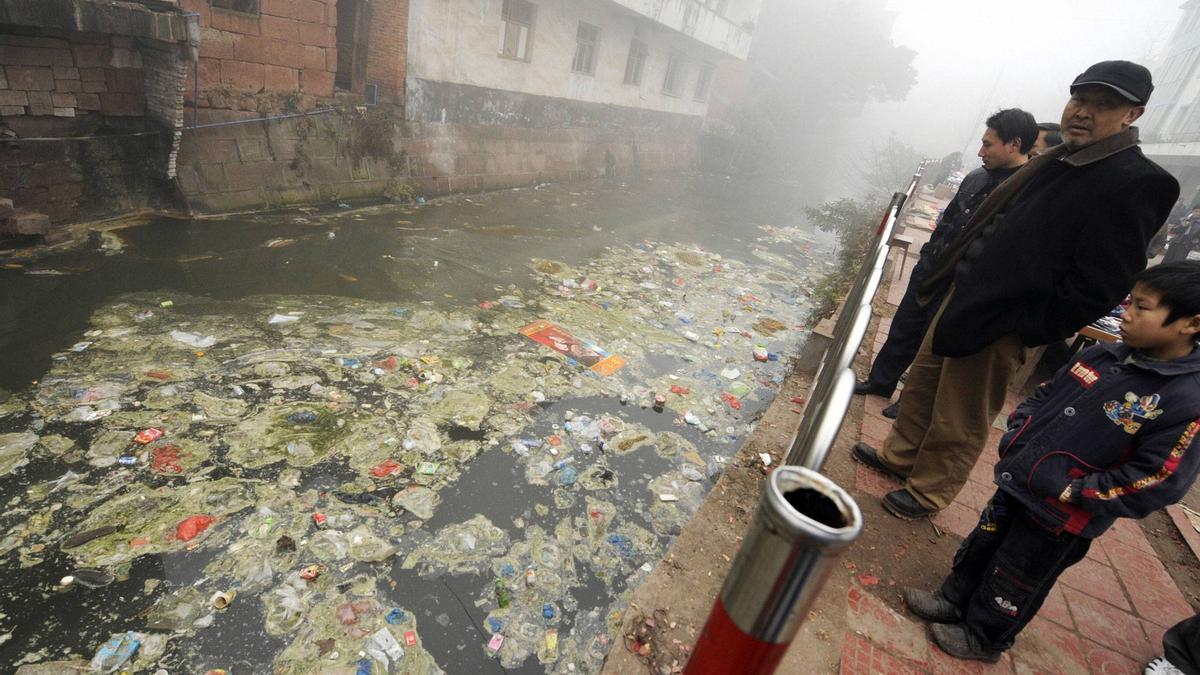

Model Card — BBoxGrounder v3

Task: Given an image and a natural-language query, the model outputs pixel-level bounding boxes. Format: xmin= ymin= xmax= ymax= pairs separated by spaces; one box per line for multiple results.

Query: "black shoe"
xmin=881 ymin=401 xmax=900 ymax=419
xmin=929 ymin=623 xmax=1002 ymax=663
xmin=851 ymin=443 xmax=905 ymax=480
xmin=902 ymin=587 xmax=960 ymax=623
xmin=883 ymin=489 xmax=937 ymax=520
xmin=854 ymin=381 xmax=893 ymax=397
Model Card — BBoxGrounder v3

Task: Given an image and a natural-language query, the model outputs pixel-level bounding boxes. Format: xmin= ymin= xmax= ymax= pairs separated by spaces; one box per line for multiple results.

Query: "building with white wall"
xmin=406 ymin=0 xmax=762 ymax=126
xmin=1140 ymin=0 xmax=1200 ymax=204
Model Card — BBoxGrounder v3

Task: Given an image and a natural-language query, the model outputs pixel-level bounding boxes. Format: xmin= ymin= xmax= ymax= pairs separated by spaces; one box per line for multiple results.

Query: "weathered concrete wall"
xmin=407 ymin=0 xmax=722 ymax=118
xmin=175 ymin=106 xmax=698 ymax=214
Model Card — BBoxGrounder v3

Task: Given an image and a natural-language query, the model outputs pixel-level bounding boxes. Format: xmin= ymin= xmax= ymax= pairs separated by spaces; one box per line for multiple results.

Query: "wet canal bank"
xmin=0 ymin=172 xmax=838 ymax=673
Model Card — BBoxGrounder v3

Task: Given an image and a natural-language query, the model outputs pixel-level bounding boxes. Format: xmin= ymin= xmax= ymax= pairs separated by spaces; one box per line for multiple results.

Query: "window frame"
xmin=662 ymin=51 xmax=685 ymax=97
xmin=211 ymin=0 xmax=260 ymax=15
xmin=572 ymin=21 xmax=600 ymax=75
xmin=694 ymin=62 xmax=714 ymax=101
xmin=500 ymin=0 xmax=536 ymax=63
xmin=623 ymin=39 xmax=647 ymax=86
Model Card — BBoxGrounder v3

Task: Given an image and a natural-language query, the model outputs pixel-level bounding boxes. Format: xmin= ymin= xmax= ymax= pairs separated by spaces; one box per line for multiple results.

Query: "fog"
xmin=862 ymin=0 xmax=1184 ymax=159
xmin=741 ymin=0 xmax=1186 ymax=197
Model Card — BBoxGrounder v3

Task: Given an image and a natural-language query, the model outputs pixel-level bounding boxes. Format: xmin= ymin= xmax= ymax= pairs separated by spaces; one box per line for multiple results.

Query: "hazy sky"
xmin=862 ymin=0 xmax=1185 ymax=159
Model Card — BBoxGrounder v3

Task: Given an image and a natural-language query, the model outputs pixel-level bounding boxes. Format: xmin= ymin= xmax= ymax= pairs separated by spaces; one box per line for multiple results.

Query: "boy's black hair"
xmin=986 ymin=108 xmax=1039 ymax=155
xmin=1133 ymin=261 xmax=1200 ymax=324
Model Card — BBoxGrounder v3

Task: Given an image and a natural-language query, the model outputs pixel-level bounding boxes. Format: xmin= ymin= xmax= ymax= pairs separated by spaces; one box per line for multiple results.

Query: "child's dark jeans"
xmin=938 ymin=490 xmax=1092 ymax=651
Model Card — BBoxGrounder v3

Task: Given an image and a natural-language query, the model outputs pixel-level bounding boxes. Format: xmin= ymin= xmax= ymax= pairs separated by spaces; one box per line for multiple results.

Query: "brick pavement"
xmin=831 ymin=245 xmax=1197 ymax=674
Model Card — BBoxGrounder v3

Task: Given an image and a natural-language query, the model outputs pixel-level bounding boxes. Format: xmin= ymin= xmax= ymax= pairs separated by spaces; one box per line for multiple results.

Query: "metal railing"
xmin=786 ymin=164 xmax=926 ymax=469
xmin=684 ymin=162 xmax=927 ymax=675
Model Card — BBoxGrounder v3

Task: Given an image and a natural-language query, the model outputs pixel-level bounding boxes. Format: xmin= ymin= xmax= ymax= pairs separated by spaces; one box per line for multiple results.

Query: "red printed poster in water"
xmin=518 ymin=320 xmax=626 ymax=376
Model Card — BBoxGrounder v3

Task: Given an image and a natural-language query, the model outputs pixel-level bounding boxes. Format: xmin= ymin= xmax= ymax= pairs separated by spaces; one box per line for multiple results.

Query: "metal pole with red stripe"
xmin=684 ymin=466 xmax=862 ymax=674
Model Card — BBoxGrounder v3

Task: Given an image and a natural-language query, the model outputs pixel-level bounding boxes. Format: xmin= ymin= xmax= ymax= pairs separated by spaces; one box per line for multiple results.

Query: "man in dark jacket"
xmin=853 ymin=60 xmax=1180 ymax=520
xmin=854 ymin=109 xmax=1038 ymax=416
xmin=901 ymin=261 xmax=1200 ymax=662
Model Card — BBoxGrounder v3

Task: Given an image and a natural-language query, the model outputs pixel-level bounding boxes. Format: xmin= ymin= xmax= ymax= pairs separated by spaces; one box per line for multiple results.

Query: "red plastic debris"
xmin=789 ymin=396 xmax=806 ymax=404
xmin=133 ymin=428 xmax=165 ymax=445
xmin=720 ymin=392 xmax=742 ymax=410
xmin=144 ymin=370 xmax=173 ymax=380
xmin=312 ymin=512 xmax=328 ymax=528
xmin=858 ymin=574 xmax=880 ymax=586
xmin=374 ymin=355 xmax=398 ymax=371
xmin=151 ymin=444 xmax=184 ymax=474
xmin=548 ymin=435 xmax=562 ymax=447
xmin=404 ymin=631 xmax=417 ymax=646
xmin=669 ymin=385 xmax=690 ymax=395
xmin=174 ymin=515 xmax=214 ymax=542
xmin=370 ymin=458 xmax=403 ymax=478
xmin=479 ymin=300 xmax=495 ymax=309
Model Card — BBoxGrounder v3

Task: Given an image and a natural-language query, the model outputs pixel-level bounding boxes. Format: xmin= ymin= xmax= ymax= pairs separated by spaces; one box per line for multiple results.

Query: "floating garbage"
xmin=0 ymin=198 xmax=831 ymax=672
xmin=89 ymin=631 xmax=141 ymax=673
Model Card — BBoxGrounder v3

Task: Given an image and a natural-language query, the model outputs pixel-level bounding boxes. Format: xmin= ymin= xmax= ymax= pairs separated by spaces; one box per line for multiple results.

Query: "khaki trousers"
xmin=878 ymin=293 xmax=1029 ymax=510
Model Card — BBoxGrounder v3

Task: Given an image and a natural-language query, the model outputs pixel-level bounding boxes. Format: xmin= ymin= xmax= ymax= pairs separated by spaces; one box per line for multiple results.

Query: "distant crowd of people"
xmin=845 ymin=60 xmax=1200 ymax=673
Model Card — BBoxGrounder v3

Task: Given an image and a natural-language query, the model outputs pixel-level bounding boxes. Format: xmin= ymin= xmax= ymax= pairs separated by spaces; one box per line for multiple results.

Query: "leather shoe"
xmin=881 ymin=401 xmax=900 ymax=419
xmin=853 ymin=381 xmax=893 ymax=397
xmin=883 ymin=488 xmax=937 ymax=520
xmin=851 ymin=443 xmax=905 ymax=480
xmin=929 ymin=623 xmax=1002 ymax=663
xmin=902 ymin=587 xmax=960 ymax=623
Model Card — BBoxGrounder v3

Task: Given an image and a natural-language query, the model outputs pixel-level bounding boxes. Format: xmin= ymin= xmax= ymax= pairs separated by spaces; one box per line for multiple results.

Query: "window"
xmin=212 ymin=0 xmax=259 ymax=13
xmin=623 ymin=39 xmax=648 ymax=85
xmin=500 ymin=0 xmax=535 ymax=62
xmin=572 ymin=22 xmax=599 ymax=75
xmin=662 ymin=52 xmax=685 ymax=96
xmin=694 ymin=62 xmax=714 ymax=101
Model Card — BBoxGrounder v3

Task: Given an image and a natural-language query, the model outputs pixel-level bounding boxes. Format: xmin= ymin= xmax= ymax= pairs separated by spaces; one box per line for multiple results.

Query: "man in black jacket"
xmin=853 ymin=61 xmax=1180 ymax=520
xmin=854 ymin=109 xmax=1038 ymax=417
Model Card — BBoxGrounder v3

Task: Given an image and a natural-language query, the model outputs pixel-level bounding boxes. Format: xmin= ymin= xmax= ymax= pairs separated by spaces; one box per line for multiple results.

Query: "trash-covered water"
xmin=0 ymin=173 xmax=836 ymax=673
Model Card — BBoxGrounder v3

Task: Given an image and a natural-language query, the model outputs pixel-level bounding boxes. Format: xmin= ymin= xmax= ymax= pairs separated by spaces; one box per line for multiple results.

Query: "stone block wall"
xmin=0 ymin=28 xmax=148 ymax=118
xmin=179 ymin=0 xmax=338 ymax=112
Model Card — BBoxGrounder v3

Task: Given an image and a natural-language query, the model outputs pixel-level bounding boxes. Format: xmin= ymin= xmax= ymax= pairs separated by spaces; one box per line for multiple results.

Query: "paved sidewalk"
xmin=833 ymin=247 xmax=1198 ymax=675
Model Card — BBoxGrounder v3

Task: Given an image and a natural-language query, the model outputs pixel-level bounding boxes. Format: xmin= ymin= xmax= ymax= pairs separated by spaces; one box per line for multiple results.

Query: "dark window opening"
xmin=212 ymin=0 xmax=259 ymax=14
xmin=336 ymin=0 xmax=371 ymax=92
xmin=572 ymin=22 xmax=599 ymax=75
xmin=501 ymin=0 xmax=535 ymax=62
xmin=624 ymin=39 xmax=647 ymax=85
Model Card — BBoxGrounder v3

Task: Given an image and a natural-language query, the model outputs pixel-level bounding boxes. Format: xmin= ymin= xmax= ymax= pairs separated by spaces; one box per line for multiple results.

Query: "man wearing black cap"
xmin=853 ymin=61 xmax=1179 ymax=538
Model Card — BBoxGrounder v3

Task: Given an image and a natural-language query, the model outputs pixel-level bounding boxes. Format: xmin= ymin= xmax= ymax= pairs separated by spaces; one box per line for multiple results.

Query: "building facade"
xmin=1139 ymin=0 xmax=1200 ymax=205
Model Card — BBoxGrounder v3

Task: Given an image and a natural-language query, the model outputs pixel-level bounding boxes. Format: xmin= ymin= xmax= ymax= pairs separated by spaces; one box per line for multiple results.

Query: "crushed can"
xmin=133 ymin=428 xmax=164 ymax=445
xmin=312 ymin=512 xmax=328 ymax=529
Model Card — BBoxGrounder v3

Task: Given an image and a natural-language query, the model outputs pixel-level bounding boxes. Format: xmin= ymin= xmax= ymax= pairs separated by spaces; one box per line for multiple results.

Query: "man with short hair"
xmin=853 ymin=60 xmax=1180 ymax=521
xmin=1031 ymin=122 xmax=1062 ymax=156
xmin=854 ymin=109 xmax=1037 ymax=416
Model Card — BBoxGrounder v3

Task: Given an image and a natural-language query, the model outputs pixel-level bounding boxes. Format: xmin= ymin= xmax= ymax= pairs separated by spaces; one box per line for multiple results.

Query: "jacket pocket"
xmin=1026 ymin=450 xmax=1101 ymax=499
xmin=999 ymin=417 xmax=1032 ymax=458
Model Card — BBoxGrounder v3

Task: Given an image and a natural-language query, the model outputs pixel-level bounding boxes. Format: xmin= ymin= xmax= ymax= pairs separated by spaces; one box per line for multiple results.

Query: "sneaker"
xmin=883 ymin=488 xmax=937 ymax=520
xmin=1145 ymin=657 xmax=1185 ymax=675
xmin=881 ymin=401 xmax=901 ymax=419
xmin=929 ymin=623 xmax=1002 ymax=663
xmin=851 ymin=443 xmax=905 ymax=480
xmin=902 ymin=587 xmax=960 ymax=623
xmin=854 ymin=381 xmax=893 ymax=397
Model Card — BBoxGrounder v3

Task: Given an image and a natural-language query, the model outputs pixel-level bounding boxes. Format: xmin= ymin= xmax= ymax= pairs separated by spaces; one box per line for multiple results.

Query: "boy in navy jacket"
xmin=902 ymin=261 xmax=1200 ymax=662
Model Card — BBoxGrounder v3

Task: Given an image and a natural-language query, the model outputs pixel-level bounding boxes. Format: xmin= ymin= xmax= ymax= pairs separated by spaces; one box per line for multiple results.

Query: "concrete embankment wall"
xmin=175 ymin=108 xmax=699 ymax=214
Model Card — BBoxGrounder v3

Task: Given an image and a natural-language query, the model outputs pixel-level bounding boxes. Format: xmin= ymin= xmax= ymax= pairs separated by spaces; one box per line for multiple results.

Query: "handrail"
xmin=685 ymin=162 xmax=928 ymax=675
xmin=785 ymin=162 xmax=926 ymax=467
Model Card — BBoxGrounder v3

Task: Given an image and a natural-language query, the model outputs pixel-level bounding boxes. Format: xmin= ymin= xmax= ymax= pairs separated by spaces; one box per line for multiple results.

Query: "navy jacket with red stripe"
xmin=994 ymin=341 xmax=1200 ymax=538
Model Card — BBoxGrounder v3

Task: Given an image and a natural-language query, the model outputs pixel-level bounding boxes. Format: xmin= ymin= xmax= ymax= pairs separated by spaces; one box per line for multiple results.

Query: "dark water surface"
xmin=0 ymin=173 xmax=832 ymax=673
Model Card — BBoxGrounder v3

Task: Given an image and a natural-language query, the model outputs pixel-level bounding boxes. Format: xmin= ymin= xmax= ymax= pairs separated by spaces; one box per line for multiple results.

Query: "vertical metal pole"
xmin=684 ymin=467 xmax=862 ymax=675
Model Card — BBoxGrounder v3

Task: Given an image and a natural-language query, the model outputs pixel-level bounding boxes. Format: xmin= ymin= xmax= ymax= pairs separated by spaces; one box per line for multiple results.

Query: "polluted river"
xmin=0 ymin=173 xmax=836 ymax=674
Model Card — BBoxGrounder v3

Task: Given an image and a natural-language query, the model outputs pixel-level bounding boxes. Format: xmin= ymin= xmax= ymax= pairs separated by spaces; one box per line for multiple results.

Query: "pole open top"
xmin=762 ymin=466 xmax=862 ymax=553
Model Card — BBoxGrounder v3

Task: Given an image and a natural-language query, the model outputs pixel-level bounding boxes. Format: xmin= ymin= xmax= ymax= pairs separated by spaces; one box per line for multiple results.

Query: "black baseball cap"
xmin=1070 ymin=60 xmax=1153 ymax=105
